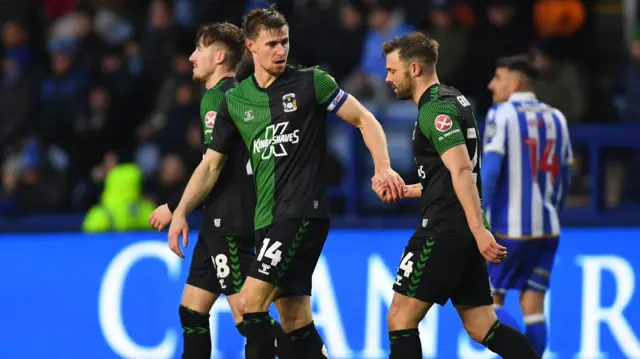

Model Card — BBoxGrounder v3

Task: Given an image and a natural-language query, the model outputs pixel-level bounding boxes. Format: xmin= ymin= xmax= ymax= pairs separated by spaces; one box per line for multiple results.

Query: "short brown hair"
xmin=196 ymin=22 xmax=245 ymax=68
xmin=382 ymin=32 xmax=439 ymax=73
xmin=242 ymin=4 xmax=288 ymax=40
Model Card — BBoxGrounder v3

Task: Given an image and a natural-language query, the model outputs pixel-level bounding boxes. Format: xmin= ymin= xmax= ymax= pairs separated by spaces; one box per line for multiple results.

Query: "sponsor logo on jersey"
xmin=252 ymin=122 xmax=300 ymax=159
xmin=282 ymin=93 xmax=297 ymax=113
xmin=205 ymin=111 xmax=216 ymax=128
xmin=435 ymin=114 xmax=453 ymax=132
xmin=244 ymin=110 xmax=254 ymax=122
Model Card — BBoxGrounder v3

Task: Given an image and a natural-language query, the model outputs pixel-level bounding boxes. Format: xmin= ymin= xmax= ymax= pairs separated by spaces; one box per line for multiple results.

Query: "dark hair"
xmin=242 ymin=3 xmax=288 ymax=40
xmin=235 ymin=50 xmax=254 ymax=81
xmin=195 ymin=22 xmax=245 ymax=68
xmin=382 ymin=32 xmax=439 ymax=73
xmin=496 ymin=54 xmax=539 ymax=80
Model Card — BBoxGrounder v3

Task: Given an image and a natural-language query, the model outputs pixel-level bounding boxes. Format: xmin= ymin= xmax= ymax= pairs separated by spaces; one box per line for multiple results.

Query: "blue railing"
xmin=1 ymin=122 xmax=639 ymax=233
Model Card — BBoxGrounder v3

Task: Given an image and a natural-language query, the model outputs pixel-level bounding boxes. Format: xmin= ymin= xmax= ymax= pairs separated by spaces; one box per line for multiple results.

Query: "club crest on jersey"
xmin=244 ymin=110 xmax=254 ymax=122
xmin=435 ymin=114 xmax=453 ymax=132
xmin=205 ymin=111 xmax=216 ymax=128
xmin=282 ymin=93 xmax=297 ymax=113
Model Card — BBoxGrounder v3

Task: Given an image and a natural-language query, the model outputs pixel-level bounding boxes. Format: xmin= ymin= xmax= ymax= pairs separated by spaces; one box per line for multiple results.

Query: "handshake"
xmin=370 ymin=168 xmax=421 ymax=203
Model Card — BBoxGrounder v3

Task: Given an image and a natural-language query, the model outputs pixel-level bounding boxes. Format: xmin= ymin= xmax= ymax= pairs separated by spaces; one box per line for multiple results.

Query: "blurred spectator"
xmin=291 ymin=0 xmax=365 ymax=81
xmin=70 ymin=85 xmax=121 ymax=177
xmin=1 ymin=21 xmax=37 ymax=153
xmin=96 ymin=44 xmax=139 ymax=103
xmin=466 ymin=1 xmax=532 ymax=112
xmin=531 ymin=46 xmax=588 ymax=123
xmin=142 ymin=53 xmax=193 ymax=143
xmin=426 ymin=3 xmax=467 ymax=87
xmin=141 ymin=0 xmax=178 ymax=92
xmin=82 ymin=162 xmax=155 ymax=232
xmin=533 ymin=0 xmax=586 ymax=59
xmin=0 ymin=154 xmax=21 ymax=216
xmin=146 ymin=153 xmax=189 ymax=206
xmin=39 ymin=42 xmax=89 ymax=151
xmin=1 ymin=140 xmax=66 ymax=214
xmin=42 ymin=0 xmax=77 ymax=23
xmin=343 ymin=0 xmax=416 ymax=103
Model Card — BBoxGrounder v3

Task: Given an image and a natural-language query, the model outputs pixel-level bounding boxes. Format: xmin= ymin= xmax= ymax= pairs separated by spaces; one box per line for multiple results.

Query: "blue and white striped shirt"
xmin=482 ymin=92 xmax=573 ymax=239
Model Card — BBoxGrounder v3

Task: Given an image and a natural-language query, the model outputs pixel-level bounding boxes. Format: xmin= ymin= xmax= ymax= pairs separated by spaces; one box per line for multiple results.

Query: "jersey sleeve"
xmin=208 ymin=97 xmax=241 ymax=155
xmin=483 ymin=104 xmax=512 ymax=156
xmin=313 ymin=67 xmax=348 ymax=113
xmin=418 ymin=101 xmax=465 ymax=156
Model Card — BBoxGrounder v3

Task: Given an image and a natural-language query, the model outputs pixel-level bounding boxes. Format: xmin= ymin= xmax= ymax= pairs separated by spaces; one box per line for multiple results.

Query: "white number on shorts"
xmin=213 ymin=254 xmax=230 ymax=279
xmin=399 ymin=252 xmax=414 ymax=277
xmin=417 ymin=165 xmax=426 ymax=179
xmin=257 ymin=238 xmax=283 ymax=266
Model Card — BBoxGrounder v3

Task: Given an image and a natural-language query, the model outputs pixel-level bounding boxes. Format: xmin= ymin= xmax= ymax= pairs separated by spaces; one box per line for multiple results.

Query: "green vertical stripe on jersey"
xmin=226 ymin=80 xmax=274 ymax=228
xmin=313 ymin=67 xmax=339 ymax=104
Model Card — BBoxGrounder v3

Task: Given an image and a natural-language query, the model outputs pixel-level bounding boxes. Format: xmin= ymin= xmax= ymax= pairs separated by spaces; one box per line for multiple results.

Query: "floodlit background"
xmin=0 ymin=0 xmax=639 ymax=358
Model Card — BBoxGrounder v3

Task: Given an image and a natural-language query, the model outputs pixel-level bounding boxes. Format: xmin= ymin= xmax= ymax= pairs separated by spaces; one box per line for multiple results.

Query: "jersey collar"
xmin=251 ymin=66 xmax=289 ymax=92
xmin=508 ymin=92 xmax=537 ymax=102
xmin=418 ymin=83 xmax=440 ymax=106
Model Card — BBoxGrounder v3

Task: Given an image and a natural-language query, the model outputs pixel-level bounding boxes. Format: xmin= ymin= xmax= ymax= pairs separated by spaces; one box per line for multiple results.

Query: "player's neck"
xmin=412 ymin=75 xmax=440 ymax=105
xmin=205 ymin=68 xmax=235 ymax=90
xmin=253 ymin=65 xmax=279 ymax=89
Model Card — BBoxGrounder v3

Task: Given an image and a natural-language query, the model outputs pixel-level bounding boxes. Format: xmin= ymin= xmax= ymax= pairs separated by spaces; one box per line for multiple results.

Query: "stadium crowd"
xmin=0 ymin=0 xmax=638 ymax=218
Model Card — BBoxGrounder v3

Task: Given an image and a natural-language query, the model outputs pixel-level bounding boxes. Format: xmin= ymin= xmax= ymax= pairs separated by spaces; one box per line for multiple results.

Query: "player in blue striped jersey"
xmin=482 ymin=55 xmax=573 ymax=356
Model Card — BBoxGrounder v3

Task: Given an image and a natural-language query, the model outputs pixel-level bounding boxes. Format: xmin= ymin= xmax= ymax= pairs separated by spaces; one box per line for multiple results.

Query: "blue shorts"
xmin=487 ymin=237 xmax=559 ymax=294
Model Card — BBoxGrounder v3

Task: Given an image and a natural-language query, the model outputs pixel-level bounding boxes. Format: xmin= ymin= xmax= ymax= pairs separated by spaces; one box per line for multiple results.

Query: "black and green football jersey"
xmin=200 ymin=77 xmax=255 ymax=235
xmin=209 ymin=66 xmax=348 ymax=230
xmin=413 ymin=84 xmax=487 ymax=234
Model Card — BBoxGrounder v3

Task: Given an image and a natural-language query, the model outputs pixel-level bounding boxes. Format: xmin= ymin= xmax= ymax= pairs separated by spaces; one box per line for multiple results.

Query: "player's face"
xmin=487 ymin=67 xmax=514 ymax=104
xmin=248 ymin=26 xmax=289 ymax=75
xmin=385 ymin=51 xmax=414 ymax=100
xmin=189 ymin=39 xmax=220 ymax=82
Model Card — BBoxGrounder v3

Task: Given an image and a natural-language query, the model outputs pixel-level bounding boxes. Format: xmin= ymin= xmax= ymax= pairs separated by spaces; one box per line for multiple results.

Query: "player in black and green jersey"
xmin=168 ymin=5 xmax=405 ymax=359
xmin=148 ymin=23 xmax=260 ymax=359
xmin=373 ymin=32 xmax=541 ymax=359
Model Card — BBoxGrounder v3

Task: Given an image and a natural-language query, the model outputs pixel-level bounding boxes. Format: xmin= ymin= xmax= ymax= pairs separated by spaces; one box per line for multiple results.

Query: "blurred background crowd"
xmin=0 ymin=0 xmax=638 ymax=227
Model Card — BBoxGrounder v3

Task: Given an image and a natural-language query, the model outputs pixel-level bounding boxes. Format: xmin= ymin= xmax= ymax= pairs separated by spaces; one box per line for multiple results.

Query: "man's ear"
xmin=245 ymin=38 xmax=256 ymax=54
xmin=215 ymin=50 xmax=226 ymax=65
xmin=410 ymin=61 xmax=423 ymax=77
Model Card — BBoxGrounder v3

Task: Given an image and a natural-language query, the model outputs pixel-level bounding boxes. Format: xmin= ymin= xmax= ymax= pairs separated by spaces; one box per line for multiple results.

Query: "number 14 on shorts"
xmin=257 ymin=238 xmax=283 ymax=275
xmin=395 ymin=252 xmax=414 ymax=285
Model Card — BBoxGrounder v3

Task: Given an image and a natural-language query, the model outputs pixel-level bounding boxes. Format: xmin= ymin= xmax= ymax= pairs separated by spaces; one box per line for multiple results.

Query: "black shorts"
xmin=392 ymin=233 xmax=493 ymax=307
xmin=186 ymin=231 xmax=255 ymax=296
xmin=250 ymin=219 xmax=330 ymax=297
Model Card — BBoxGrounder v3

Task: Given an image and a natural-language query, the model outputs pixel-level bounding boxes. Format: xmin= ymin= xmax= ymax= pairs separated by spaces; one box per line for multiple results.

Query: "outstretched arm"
xmin=312 ymin=66 xmax=405 ymax=200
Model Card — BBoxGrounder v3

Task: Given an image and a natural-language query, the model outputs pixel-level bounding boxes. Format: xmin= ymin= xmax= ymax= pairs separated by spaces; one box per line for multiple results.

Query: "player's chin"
xmin=272 ymin=60 xmax=286 ymax=71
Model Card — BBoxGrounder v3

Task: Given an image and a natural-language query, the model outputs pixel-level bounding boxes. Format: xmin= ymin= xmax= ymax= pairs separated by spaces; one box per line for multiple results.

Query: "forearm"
xmin=406 ymin=183 xmax=423 ymax=198
xmin=451 ymin=168 xmax=485 ymax=233
xmin=358 ymin=114 xmax=391 ymax=170
xmin=174 ymin=161 xmax=222 ymax=216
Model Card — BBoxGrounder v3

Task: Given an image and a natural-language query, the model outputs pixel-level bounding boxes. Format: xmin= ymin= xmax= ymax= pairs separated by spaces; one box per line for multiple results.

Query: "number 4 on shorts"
xmin=258 ymin=238 xmax=283 ymax=266
xmin=399 ymin=252 xmax=414 ymax=277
